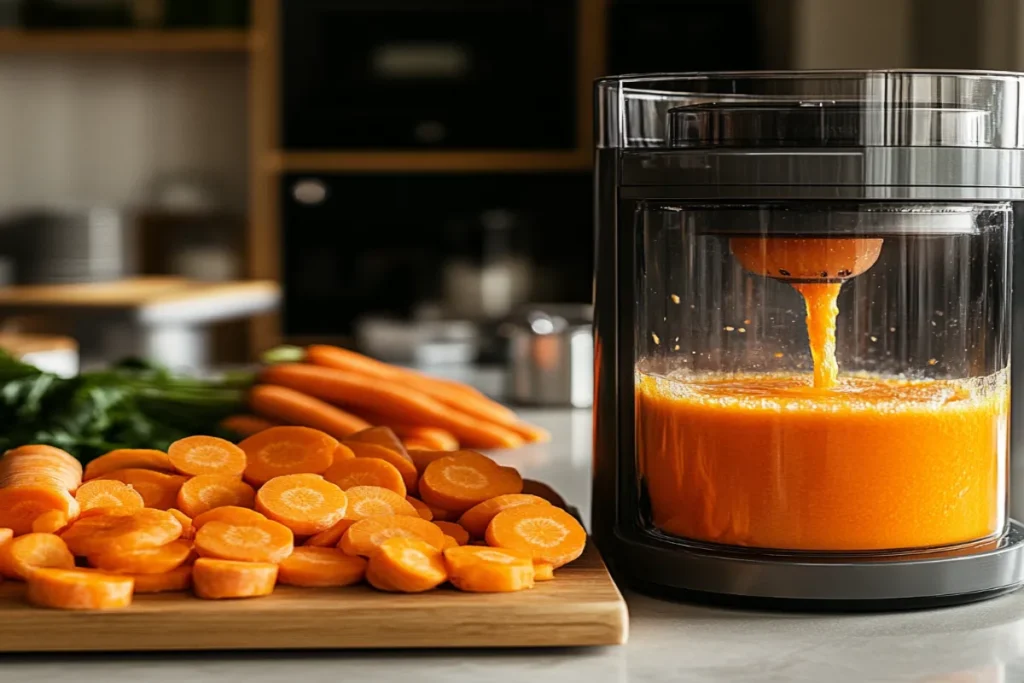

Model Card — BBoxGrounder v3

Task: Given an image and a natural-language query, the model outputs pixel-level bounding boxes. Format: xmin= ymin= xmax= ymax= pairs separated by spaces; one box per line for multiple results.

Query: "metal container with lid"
xmin=503 ymin=304 xmax=592 ymax=409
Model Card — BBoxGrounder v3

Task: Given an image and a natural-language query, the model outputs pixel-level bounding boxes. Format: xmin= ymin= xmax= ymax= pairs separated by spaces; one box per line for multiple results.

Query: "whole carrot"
xmin=260 ymin=364 xmax=524 ymax=450
xmin=249 ymin=385 xmax=371 ymax=440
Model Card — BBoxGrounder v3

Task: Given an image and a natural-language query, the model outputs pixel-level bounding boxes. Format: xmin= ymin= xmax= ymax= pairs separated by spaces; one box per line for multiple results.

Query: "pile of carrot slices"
xmin=221 ymin=345 xmax=549 ymax=452
xmin=0 ymin=426 xmax=585 ymax=610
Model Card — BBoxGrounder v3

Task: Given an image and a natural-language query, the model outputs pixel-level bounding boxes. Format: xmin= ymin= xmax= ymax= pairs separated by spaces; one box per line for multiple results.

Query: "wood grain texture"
xmin=0 ymin=278 xmax=279 ymax=309
xmin=0 ymin=542 xmax=627 ymax=652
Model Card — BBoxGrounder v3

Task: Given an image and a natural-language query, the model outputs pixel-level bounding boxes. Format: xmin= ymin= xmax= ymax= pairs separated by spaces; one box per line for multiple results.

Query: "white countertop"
xmin=5 ymin=406 xmax=1024 ymax=682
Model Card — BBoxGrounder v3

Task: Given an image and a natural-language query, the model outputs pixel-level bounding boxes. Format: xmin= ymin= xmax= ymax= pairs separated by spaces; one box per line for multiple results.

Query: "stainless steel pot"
xmin=503 ymin=304 xmax=592 ymax=408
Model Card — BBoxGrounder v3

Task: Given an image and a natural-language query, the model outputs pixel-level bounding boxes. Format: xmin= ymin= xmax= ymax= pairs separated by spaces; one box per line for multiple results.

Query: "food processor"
xmin=592 ymin=70 xmax=1024 ymax=608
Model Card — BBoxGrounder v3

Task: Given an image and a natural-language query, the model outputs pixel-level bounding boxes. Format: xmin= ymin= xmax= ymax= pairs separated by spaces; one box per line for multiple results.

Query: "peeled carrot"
xmin=444 ymin=545 xmax=535 ymax=593
xmin=255 ymin=473 xmax=347 ymax=535
xmin=418 ymin=451 xmax=523 ymax=514
xmin=340 ymin=515 xmax=446 ymax=557
xmin=62 ymin=509 xmax=183 ymax=557
xmin=192 ymin=558 xmax=277 ymax=599
xmin=366 ymin=537 xmax=448 ymax=593
xmin=176 ymin=474 xmax=256 ymax=518
xmin=402 ymin=439 xmax=434 ymax=451
xmin=533 ymin=562 xmax=555 ymax=581
xmin=433 ymin=521 xmax=469 ymax=546
xmin=396 ymin=427 xmax=459 ymax=451
xmin=458 ymin=494 xmax=552 ymax=539
xmin=89 ymin=539 xmax=192 ymax=574
xmin=97 ymin=469 xmax=187 ymax=511
xmin=485 ymin=504 xmax=586 ymax=568
xmin=130 ymin=565 xmax=193 ymax=593
xmin=74 ymin=480 xmax=145 ymax=514
xmin=27 ymin=568 xmax=134 ymax=610
xmin=194 ymin=518 xmax=294 ymax=564
xmin=249 ymin=384 xmax=371 ymax=440
xmin=323 ymin=456 xmax=407 ymax=497
xmin=167 ymin=509 xmax=194 ymax=540
xmin=83 ymin=449 xmax=174 ymax=480
xmin=406 ymin=497 xmax=433 ymax=521
xmin=192 ymin=506 xmax=267 ymax=530
xmin=338 ymin=442 xmax=418 ymax=493
xmin=260 ymin=363 xmax=524 ymax=450
xmin=168 ymin=435 xmax=247 ymax=478
xmin=278 ymin=546 xmax=367 ymax=587
xmin=220 ymin=414 xmax=281 ymax=438
xmin=32 ymin=510 xmax=72 ymax=534
xmin=0 ymin=446 xmax=82 ymax=534
xmin=0 ymin=533 xmax=75 ymax=580
xmin=240 ymin=426 xmax=338 ymax=486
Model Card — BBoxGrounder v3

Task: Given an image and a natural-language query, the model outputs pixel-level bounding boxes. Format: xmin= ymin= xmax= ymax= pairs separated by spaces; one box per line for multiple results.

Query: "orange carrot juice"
xmin=636 ymin=283 xmax=1008 ymax=552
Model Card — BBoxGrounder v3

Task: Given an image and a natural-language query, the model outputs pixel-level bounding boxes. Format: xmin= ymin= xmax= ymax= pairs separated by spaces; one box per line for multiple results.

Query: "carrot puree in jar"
xmin=636 ymin=272 xmax=1009 ymax=552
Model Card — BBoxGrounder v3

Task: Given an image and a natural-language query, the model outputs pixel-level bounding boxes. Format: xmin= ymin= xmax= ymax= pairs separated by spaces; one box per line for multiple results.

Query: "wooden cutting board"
xmin=0 ymin=541 xmax=627 ymax=651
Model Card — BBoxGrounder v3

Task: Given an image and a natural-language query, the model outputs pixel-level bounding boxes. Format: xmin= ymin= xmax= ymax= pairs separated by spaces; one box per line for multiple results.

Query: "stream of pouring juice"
xmin=636 ymin=281 xmax=1008 ymax=552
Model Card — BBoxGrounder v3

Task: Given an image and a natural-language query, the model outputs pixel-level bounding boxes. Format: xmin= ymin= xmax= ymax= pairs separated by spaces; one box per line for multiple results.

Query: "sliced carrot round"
xmin=74 ymin=479 xmax=145 ymax=514
xmin=433 ymin=520 xmax=469 ymax=546
xmin=406 ymin=497 xmax=433 ymax=521
xmin=83 ymin=449 xmax=173 ymax=481
xmin=240 ymin=426 xmax=338 ymax=486
xmin=27 ymin=568 xmax=134 ymax=610
xmin=130 ymin=565 xmax=193 ymax=593
xmin=167 ymin=509 xmax=194 ymax=540
xmin=345 ymin=426 xmax=409 ymax=457
xmin=176 ymin=474 xmax=256 ymax=518
xmin=192 ymin=505 xmax=267 ymax=529
xmin=485 ymin=504 xmax=586 ymax=568
xmin=344 ymin=486 xmax=418 ymax=521
xmin=278 ymin=546 xmax=367 ymax=587
xmin=0 ymin=487 xmax=79 ymax=535
xmin=31 ymin=510 xmax=72 ymax=534
xmin=418 ymin=451 xmax=523 ymax=514
xmin=457 ymin=494 xmax=552 ymax=539
xmin=167 ymin=435 xmax=247 ymax=477
xmin=96 ymin=469 xmax=187 ymax=510
xmin=426 ymin=503 xmax=453 ymax=522
xmin=61 ymin=509 xmax=183 ymax=557
xmin=366 ymin=537 xmax=448 ymax=593
xmin=193 ymin=518 xmax=294 ymax=564
xmin=255 ymin=473 xmax=347 ymax=535
xmin=444 ymin=545 xmax=535 ymax=593
xmin=323 ymin=457 xmax=407 ymax=497
xmin=192 ymin=558 xmax=277 ymax=599
xmin=339 ymin=515 xmax=445 ymax=557
xmin=0 ymin=533 xmax=75 ymax=580
xmin=339 ymin=442 xmax=418 ymax=494
xmin=303 ymin=519 xmax=354 ymax=548
xmin=533 ymin=562 xmax=555 ymax=581
xmin=89 ymin=539 xmax=193 ymax=574
xmin=408 ymin=449 xmax=451 ymax=475
xmin=442 ymin=535 xmax=459 ymax=550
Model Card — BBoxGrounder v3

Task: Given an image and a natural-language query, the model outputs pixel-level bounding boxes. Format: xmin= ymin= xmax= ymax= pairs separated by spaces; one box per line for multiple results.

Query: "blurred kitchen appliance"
xmin=280 ymin=0 xmax=576 ymax=149
xmin=504 ymin=303 xmax=592 ymax=408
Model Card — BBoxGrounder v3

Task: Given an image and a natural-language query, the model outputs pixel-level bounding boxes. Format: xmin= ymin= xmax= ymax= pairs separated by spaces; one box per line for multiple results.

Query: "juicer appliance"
xmin=592 ymin=70 xmax=1024 ymax=608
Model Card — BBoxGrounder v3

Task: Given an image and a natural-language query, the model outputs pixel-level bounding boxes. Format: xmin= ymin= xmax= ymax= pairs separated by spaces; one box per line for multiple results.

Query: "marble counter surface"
xmin=3 ymin=407 xmax=1024 ymax=683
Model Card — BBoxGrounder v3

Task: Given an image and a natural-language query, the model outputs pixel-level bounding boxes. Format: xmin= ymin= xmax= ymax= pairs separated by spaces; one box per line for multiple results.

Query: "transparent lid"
xmin=597 ymin=70 xmax=1024 ymax=149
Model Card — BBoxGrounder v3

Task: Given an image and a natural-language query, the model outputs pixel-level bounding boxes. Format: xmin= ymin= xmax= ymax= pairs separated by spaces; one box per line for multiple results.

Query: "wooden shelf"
xmin=0 ymin=29 xmax=251 ymax=53
xmin=270 ymin=150 xmax=592 ymax=173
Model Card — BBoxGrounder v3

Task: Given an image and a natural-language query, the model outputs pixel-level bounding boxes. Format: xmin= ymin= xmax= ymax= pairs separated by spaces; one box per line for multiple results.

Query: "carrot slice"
xmin=176 ymin=474 xmax=256 ymax=518
xmin=393 ymin=426 xmax=460 ymax=452
xmin=323 ymin=457 xmax=407 ymax=497
xmin=418 ymin=451 xmax=523 ymax=514
xmin=31 ymin=510 xmax=71 ymax=534
xmin=339 ymin=442 xmax=418 ymax=494
xmin=168 ymin=435 xmax=247 ymax=477
xmin=83 ymin=449 xmax=174 ymax=481
xmin=27 ymin=568 xmax=133 ymax=609
xmin=0 ymin=488 xmax=78 ymax=535
xmin=444 ymin=545 xmax=535 ymax=592
xmin=344 ymin=486 xmax=419 ymax=520
xmin=240 ymin=426 xmax=338 ymax=487
xmin=250 ymin=384 xmax=371 ymax=440
xmin=345 ymin=426 xmax=409 ymax=458
xmin=193 ymin=518 xmax=294 ymax=564
xmin=167 ymin=509 xmax=194 ymax=540
xmin=278 ymin=546 xmax=367 ymax=587
xmin=406 ymin=497 xmax=433 ymax=521
xmin=0 ymin=446 xmax=82 ymax=534
xmin=520 ymin=479 xmax=568 ymax=508
xmin=427 ymin=503 xmax=453 ymax=522
xmin=192 ymin=558 xmax=278 ymax=599
xmin=339 ymin=515 xmax=445 ymax=557
xmin=65 ymin=509 xmax=183 ymax=557
xmin=254 ymin=473 xmax=347 ymax=535
xmin=0 ymin=533 xmax=75 ymax=580
xmin=88 ymin=539 xmax=192 ymax=574
xmin=130 ymin=565 xmax=193 ymax=593
xmin=303 ymin=519 xmax=353 ymax=548
xmin=366 ymin=537 xmax=448 ymax=593
xmin=533 ymin=562 xmax=555 ymax=581
xmin=442 ymin=535 xmax=459 ymax=550
xmin=408 ymin=449 xmax=452 ymax=475
xmin=458 ymin=494 xmax=552 ymax=539
xmin=74 ymin=480 xmax=145 ymax=514
xmin=220 ymin=414 xmax=281 ymax=438
xmin=485 ymin=504 xmax=586 ymax=568
xmin=97 ymin=469 xmax=187 ymax=511
xmin=192 ymin=505 xmax=267 ymax=529
xmin=433 ymin=520 xmax=470 ymax=546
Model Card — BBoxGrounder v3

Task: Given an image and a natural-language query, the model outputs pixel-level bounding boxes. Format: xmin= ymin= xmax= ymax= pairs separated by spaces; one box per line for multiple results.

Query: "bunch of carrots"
xmin=222 ymin=345 xmax=549 ymax=452
xmin=0 ymin=424 xmax=585 ymax=609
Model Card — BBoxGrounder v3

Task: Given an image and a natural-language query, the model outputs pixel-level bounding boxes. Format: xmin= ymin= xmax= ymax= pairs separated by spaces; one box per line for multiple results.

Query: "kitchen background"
xmin=0 ymin=0 xmax=1021 ymax=385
